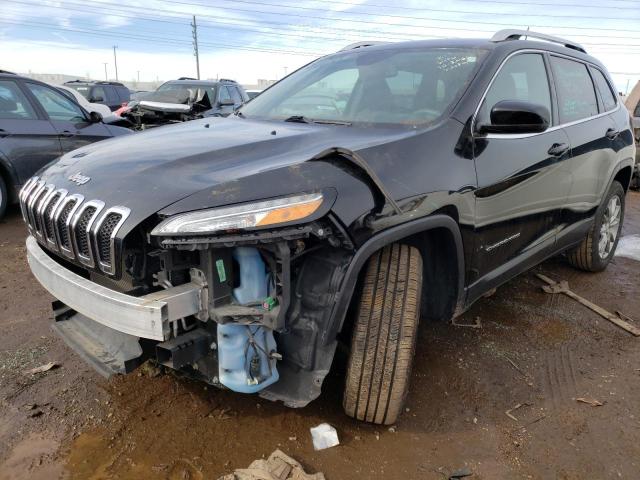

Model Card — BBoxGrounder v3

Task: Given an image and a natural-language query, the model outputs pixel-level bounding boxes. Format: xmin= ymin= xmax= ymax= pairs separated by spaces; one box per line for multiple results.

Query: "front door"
xmin=469 ymin=52 xmax=572 ymax=296
xmin=0 ymin=79 xmax=62 ymax=184
xmin=25 ymin=82 xmax=113 ymax=153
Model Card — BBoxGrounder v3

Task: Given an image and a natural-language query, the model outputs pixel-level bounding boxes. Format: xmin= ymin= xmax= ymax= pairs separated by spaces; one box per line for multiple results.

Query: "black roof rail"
xmin=0 ymin=70 xmax=17 ymax=75
xmin=340 ymin=41 xmax=388 ymax=52
xmin=218 ymin=78 xmax=237 ymax=83
xmin=491 ymin=29 xmax=587 ymax=54
xmin=177 ymin=77 xmax=198 ymax=81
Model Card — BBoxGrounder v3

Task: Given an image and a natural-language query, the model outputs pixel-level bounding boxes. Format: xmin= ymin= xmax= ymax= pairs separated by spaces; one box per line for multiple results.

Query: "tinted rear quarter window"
xmin=591 ymin=68 xmax=617 ymax=112
xmin=550 ymin=56 xmax=598 ymax=123
xmin=117 ymin=86 xmax=130 ymax=102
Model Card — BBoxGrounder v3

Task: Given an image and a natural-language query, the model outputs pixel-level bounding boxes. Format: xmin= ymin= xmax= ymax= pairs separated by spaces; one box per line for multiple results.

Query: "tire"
xmin=0 ymin=175 xmax=7 ymax=220
xmin=343 ymin=243 xmax=422 ymax=425
xmin=567 ymin=180 xmax=625 ymax=272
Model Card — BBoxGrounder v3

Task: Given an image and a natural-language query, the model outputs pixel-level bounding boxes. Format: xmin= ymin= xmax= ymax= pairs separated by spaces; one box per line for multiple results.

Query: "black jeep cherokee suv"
xmin=21 ymin=30 xmax=635 ymax=425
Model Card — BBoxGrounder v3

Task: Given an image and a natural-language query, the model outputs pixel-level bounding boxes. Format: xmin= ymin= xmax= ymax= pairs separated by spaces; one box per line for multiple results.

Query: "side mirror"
xmin=90 ymin=96 xmax=104 ymax=102
xmin=219 ymin=98 xmax=235 ymax=106
xmin=478 ymin=100 xmax=550 ymax=134
xmin=88 ymin=111 xmax=103 ymax=123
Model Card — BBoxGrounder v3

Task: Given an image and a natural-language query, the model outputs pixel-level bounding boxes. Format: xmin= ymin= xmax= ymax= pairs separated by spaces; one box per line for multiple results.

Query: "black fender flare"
xmin=608 ymin=156 xmax=635 ymax=192
xmin=322 ymin=214 xmax=465 ymax=344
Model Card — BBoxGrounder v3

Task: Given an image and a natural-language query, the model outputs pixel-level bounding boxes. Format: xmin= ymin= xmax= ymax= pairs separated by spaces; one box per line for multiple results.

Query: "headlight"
xmin=151 ymin=192 xmax=324 ymax=236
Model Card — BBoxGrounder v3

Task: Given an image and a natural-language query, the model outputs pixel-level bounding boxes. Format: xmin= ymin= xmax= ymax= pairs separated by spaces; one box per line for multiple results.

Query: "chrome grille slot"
xmin=20 ymin=177 xmax=128 ymax=276
xmin=19 ymin=177 xmax=38 ymax=223
xmin=94 ymin=207 xmax=130 ymax=275
xmin=26 ymin=180 xmax=45 ymax=232
xmin=43 ymin=189 xmax=67 ymax=250
xmin=71 ymin=200 xmax=104 ymax=268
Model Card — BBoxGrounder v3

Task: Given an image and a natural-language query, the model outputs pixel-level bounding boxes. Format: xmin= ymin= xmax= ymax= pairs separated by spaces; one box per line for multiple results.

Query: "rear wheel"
xmin=0 ymin=175 xmax=7 ymax=220
xmin=567 ymin=180 xmax=625 ymax=272
xmin=343 ymin=243 xmax=422 ymax=425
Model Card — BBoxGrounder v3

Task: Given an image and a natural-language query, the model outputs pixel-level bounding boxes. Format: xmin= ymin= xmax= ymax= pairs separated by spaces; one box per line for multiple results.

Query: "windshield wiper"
xmin=284 ymin=115 xmax=351 ymax=126
xmin=284 ymin=115 xmax=312 ymax=123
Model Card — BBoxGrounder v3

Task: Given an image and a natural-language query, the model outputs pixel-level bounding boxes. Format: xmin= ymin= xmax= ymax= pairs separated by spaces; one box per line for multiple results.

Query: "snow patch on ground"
xmin=615 ymin=235 xmax=640 ymax=262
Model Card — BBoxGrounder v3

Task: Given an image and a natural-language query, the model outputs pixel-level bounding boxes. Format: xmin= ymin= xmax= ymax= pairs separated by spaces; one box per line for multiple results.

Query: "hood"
xmin=38 ymin=116 xmax=417 ymax=232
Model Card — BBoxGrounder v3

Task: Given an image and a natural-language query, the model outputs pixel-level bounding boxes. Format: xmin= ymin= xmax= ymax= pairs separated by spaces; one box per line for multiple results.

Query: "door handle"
xmin=548 ymin=143 xmax=569 ymax=157
xmin=60 ymin=130 xmax=76 ymax=137
xmin=605 ymin=128 xmax=620 ymax=140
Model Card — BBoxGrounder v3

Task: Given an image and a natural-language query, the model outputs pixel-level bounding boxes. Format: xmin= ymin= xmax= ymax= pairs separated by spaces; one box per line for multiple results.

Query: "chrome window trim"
xmin=92 ymin=206 xmax=131 ymax=275
xmin=53 ymin=194 xmax=84 ymax=259
xmin=472 ymin=48 xmax=621 ymax=140
xmin=70 ymin=199 xmax=105 ymax=268
xmin=43 ymin=189 xmax=68 ymax=251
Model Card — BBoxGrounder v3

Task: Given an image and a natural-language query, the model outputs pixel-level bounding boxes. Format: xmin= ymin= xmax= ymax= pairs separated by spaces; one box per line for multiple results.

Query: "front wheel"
xmin=343 ymin=243 xmax=422 ymax=425
xmin=567 ymin=180 xmax=625 ymax=272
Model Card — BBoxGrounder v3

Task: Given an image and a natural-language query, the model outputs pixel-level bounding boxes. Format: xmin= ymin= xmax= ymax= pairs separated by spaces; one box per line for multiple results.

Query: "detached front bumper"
xmin=26 ymin=235 xmax=205 ymax=341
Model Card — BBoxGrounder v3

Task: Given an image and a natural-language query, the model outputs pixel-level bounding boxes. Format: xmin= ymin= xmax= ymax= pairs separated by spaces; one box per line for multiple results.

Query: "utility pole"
xmin=113 ymin=45 xmax=119 ymax=81
xmin=137 ymin=70 xmax=140 ymax=83
xmin=102 ymin=62 xmax=108 ymax=81
xmin=191 ymin=15 xmax=200 ymax=80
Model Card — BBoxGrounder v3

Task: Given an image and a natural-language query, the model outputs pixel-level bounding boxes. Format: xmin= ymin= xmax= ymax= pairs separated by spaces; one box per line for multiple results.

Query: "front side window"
xmin=0 ymin=80 xmax=37 ymax=120
xmin=240 ymin=47 xmax=485 ymax=126
xmin=591 ymin=68 xmax=617 ymax=112
xmin=477 ymin=53 xmax=551 ymax=127
xmin=27 ymin=83 xmax=85 ymax=122
xmin=550 ymin=56 xmax=598 ymax=123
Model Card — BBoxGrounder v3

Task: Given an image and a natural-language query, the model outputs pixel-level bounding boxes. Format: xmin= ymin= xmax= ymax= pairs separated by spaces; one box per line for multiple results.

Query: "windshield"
xmin=154 ymin=83 xmax=217 ymax=105
xmin=240 ymin=46 xmax=485 ymax=126
xmin=66 ymin=84 xmax=91 ymax=99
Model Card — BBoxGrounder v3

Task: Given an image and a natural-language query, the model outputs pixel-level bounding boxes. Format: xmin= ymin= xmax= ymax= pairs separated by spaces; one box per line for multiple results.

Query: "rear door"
xmin=550 ymin=56 xmax=618 ymax=229
xmin=0 ymin=78 xmax=62 ymax=184
xmin=471 ymin=52 xmax=572 ymax=286
xmin=24 ymin=82 xmax=113 ymax=153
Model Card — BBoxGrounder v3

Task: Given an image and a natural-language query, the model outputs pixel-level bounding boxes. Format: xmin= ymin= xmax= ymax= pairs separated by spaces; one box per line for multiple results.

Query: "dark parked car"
xmin=122 ymin=78 xmax=249 ymax=129
xmin=63 ymin=80 xmax=130 ymax=111
xmin=0 ymin=72 xmax=132 ymax=218
xmin=20 ymin=30 xmax=635 ymax=425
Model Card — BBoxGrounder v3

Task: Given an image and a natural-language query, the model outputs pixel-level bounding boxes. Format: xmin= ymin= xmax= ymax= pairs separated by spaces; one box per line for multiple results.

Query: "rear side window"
xmin=550 ymin=56 xmax=598 ymax=123
xmin=117 ymin=86 xmax=130 ymax=102
xmin=478 ymin=53 xmax=551 ymax=127
xmin=0 ymin=80 xmax=37 ymax=119
xmin=91 ymin=86 xmax=106 ymax=102
xmin=104 ymin=86 xmax=119 ymax=105
xmin=228 ymin=86 xmax=243 ymax=104
xmin=218 ymin=86 xmax=232 ymax=102
xmin=591 ymin=68 xmax=617 ymax=112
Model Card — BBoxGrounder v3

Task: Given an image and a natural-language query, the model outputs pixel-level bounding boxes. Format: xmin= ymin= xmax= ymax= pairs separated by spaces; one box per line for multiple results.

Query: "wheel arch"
xmin=613 ymin=164 xmax=633 ymax=192
xmin=325 ymin=213 xmax=465 ymax=344
xmin=0 ymin=154 xmax=19 ymax=204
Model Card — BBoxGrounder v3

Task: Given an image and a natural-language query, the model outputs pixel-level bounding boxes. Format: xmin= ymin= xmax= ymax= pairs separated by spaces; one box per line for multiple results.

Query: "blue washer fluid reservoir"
xmin=232 ymin=247 xmax=269 ymax=305
xmin=217 ymin=323 xmax=279 ymax=393
xmin=218 ymin=247 xmax=278 ymax=393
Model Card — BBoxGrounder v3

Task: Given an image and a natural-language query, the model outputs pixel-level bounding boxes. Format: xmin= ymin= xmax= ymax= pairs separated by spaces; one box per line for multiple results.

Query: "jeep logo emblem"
xmin=68 ymin=172 xmax=91 ymax=185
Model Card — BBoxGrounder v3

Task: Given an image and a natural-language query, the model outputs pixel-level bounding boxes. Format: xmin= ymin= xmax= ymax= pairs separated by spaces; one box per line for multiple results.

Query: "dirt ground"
xmin=1 ymin=193 xmax=639 ymax=480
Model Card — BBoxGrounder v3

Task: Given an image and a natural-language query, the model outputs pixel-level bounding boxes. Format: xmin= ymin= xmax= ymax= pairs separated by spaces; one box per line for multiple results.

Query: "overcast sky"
xmin=1 ymin=0 xmax=639 ymax=91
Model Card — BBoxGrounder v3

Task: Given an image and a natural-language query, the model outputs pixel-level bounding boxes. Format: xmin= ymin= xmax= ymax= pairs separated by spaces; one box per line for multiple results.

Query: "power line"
xmin=0 ymin=19 xmax=326 ymax=56
xmin=49 ymin=0 xmax=640 ymax=39
xmin=160 ymin=0 xmax=639 ymax=23
xmin=280 ymin=0 xmax=640 ymax=12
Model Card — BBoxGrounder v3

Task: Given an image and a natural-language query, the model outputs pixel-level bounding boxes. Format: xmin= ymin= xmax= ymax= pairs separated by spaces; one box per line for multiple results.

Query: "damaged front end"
xmin=122 ymin=87 xmax=215 ymax=130
xmin=34 ymin=189 xmax=355 ymax=407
